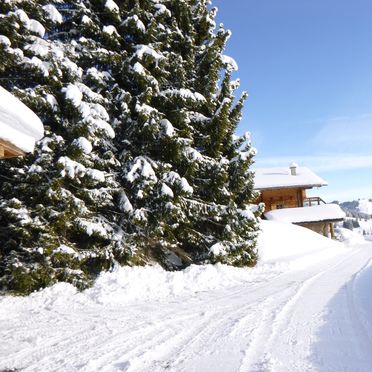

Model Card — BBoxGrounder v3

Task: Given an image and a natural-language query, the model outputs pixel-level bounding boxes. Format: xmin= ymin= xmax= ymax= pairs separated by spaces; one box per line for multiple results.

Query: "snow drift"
xmin=0 ymin=220 xmax=344 ymax=308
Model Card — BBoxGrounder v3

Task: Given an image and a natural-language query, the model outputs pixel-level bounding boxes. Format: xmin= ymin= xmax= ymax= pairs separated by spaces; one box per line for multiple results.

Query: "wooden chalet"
xmin=0 ymin=86 xmax=44 ymax=159
xmin=254 ymin=163 xmax=345 ymax=238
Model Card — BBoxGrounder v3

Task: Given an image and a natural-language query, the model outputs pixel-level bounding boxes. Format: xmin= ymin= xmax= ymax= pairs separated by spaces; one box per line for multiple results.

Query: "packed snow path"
xmin=1 ymin=244 xmax=372 ymax=371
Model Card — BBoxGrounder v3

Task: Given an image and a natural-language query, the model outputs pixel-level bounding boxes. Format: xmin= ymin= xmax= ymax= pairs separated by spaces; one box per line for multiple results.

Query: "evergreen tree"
xmin=343 ymin=220 xmax=353 ymax=230
xmin=114 ymin=0 xmax=263 ymax=267
xmin=352 ymin=219 xmax=360 ymax=228
xmin=0 ymin=0 xmax=262 ymax=294
xmin=0 ymin=0 xmax=132 ymax=293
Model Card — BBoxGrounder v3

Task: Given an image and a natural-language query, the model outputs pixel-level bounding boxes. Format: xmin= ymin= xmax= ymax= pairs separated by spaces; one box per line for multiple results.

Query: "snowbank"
xmin=335 ymin=227 xmax=366 ymax=246
xmin=83 ymin=263 xmax=276 ymax=305
xmin=257 ymin=220 xmax=343 ymax=268
xmin=0 ymin=220 xmax=346 ymax=309
xmin=0 ymin=86 xmax=44 ymax=153
xmin=0 ymin=263 xmax=281 ymax=311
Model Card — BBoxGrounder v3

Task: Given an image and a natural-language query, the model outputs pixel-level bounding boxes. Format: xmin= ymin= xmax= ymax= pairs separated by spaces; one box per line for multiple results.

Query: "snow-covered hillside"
xmin=1 ymin=221 xmax=372 ymax=372
xmin=337 ymin=198 xmax=372 ymax=238
xmin=340 ymin=199 xmax=372 ymax=217
xmin=358 ymin=198 xmax=372 ymax=215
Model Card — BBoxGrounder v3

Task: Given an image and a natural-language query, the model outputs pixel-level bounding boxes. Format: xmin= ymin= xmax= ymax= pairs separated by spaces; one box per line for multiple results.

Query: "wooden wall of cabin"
xmin=297 ymin=222 xmax=335 ymax=238
xmin=257 ymin=188 xmax=307 ymax=212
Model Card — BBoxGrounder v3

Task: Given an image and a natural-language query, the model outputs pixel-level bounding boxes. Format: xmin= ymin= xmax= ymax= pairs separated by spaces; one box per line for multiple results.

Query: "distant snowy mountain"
xmin=337 ymin=199 xmax=372 ymax=237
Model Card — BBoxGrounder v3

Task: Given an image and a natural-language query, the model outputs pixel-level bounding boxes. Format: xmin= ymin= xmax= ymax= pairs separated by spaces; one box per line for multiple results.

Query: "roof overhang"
xmin=294 ymin=218 xmax=345 ymax=224
xmin=256 ymin=184 xmax=325 ymax=191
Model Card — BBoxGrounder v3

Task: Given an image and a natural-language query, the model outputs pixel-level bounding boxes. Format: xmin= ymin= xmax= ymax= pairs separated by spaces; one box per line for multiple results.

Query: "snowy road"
xmin=1 ymin=243 xmax=372 ymax=371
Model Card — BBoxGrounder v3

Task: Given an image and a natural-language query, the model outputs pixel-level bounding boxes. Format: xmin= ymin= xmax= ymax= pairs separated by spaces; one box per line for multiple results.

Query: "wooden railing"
xmin=303 ymin=197 xmax=326 ymax=207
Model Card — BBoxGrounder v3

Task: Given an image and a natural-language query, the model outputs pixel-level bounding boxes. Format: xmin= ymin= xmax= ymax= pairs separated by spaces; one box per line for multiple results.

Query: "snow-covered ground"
xmin=358 ymin=199 xmax=372 ymax=215
xmin=1 ymin=221 xmax=372 ymax=372
xmin=356 ymin=217 xmax=372 ymax=236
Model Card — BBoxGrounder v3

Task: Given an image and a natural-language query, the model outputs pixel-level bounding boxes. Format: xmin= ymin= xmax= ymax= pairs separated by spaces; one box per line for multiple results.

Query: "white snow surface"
xmin=161 ymin=88 xmax=206 ymax=103
xmin=73 ymin=137 xmax=93 ymax=154
xmin=132 ymin=62 xmax=146 ymax=75
xmin=160 ymin=118 xmax=175 ymax=136
xmin=221 ymin=54 xmax=238 ymax=71
xmin=126 ymin=156 xmax=157 ymax=183
xmin=122 ymin=15 xmax=146 ymax=33
xmin=160 ymin=183 xmax=174 ymax=198
xmin=2 ymin=221 xmax=372 ymax=372
xmin=0 ymin=35 xmax=11 ymax=46
xmin=358 ymin=198 xmax=372 ymax=215
xmin=336 ymin=226 xmax=367 ymax=246
xmin=254 ymin=165 xmax=328 ymax=190
xmin=265 ymin=203 xmax=346 ymax=224
xmin=81 ymin=15 xmax=92 ymax=24
xmin=25 ymin=37 xmax=49 ymax=57
xmin=119 ymin=191 xmax=133 ymax=213
xmin=134 ymin=45 xmax=164 ymax=62
xmin=103 ymin=25 xmax=118 ymax=35
xmin=180 ymin=177 xmax=193 ymax=194
xmin=26 ymin=19 xmax=45 ymax=37
xmin=0 ymin=86 xmax=44 ymax=152
xmin=154 ymin=4 xmax=171 ymax=17
xmin=62 ymin=84 xmax=82 ymax=107
xmin=42 ymin=4 xmax=63 ymax=24
xmin=105 ymin=0 xmax=119 ymax=12
xmin=58 ymin=156 xmax=105 ymax=182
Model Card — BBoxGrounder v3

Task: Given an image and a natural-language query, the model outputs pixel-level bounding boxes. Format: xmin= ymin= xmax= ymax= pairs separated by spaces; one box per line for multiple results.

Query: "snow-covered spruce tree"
xmin=112 ymin=0 xmax=263 ymax=268
xmin=0 ymin=0 xmax=137 ymax=294
xmin=0 ymin=0 xmax=262 ymax=294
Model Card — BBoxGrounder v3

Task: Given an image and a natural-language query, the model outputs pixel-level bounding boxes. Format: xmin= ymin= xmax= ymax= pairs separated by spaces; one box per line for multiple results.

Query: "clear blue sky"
xmin=213 ymin=0 xmax=372 ymax=202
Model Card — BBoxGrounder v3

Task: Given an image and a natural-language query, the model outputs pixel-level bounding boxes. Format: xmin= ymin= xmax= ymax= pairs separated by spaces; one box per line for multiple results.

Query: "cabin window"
xmin=276 ymin=203 xmax=284 ymax=209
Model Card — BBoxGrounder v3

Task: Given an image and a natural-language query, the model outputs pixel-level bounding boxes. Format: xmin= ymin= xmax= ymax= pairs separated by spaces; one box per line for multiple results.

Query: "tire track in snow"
xmin=344 ymin=257 xmax=372 ymax=361
xmin=78 ymin=310 xmax=211 ymax=372
xmin=4 ymin=308 xmax=203 ymax=372
xmin=0 ymin=263 xmax=284 ymax=371
xmin=239 ymin=246 xmax=372 ymax=372
xmin=121 ymin=271 xmax=299 ymax=372
xmin=98 ymin=276 xmax=285 ymax=372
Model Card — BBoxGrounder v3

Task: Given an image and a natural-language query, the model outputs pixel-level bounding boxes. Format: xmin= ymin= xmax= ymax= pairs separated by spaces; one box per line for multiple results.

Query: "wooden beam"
xmin=0 ymin=139 xmax=25 ymax=159
xmin=330 ymin=223 xmax=335 ymax=239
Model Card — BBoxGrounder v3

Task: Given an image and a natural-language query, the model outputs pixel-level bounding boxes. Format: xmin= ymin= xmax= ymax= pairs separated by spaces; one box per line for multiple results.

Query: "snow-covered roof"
xmin=264 ymin=204 xmax=345 ymax=224
xmin=254 ymin=166 xmax=328 ymax=190
xmin=0 ymin=86 xmax=44 ymax=153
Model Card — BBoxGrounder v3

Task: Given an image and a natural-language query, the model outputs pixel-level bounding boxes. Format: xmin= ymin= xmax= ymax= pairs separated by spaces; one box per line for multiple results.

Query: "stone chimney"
xmin=289 ymin=162 xmax=298 ymax=176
